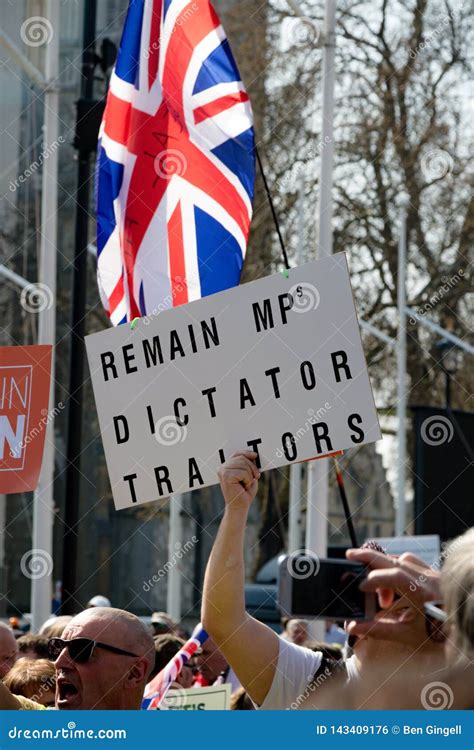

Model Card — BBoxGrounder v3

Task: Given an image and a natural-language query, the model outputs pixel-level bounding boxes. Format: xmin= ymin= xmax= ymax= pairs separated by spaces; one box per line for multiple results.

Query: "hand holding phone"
xmin=278 ymin=555 xmax=376 ymax=621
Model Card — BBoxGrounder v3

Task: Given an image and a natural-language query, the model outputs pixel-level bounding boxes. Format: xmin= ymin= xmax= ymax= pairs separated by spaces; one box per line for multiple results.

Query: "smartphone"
xmin=278 ymin=555 xmax=376 ymax=621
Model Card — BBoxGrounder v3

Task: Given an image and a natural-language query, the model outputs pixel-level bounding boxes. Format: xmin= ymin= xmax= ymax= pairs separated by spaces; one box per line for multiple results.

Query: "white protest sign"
xmin=85 ymin=253 xmax=381 ymax=510
xmin=372 ymin=535 xmax=441 ymax=566
xmin=160 ymin=684 xmax=231 ymax=710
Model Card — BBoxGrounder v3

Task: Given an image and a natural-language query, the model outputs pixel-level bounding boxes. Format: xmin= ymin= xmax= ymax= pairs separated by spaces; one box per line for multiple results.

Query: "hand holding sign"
xmin=218 ymin=451 xmax=260 ymax=510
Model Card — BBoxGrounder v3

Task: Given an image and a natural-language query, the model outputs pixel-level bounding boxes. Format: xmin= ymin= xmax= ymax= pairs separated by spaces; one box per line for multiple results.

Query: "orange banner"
xmin=0 ymin=345 xmax=52 ymax=494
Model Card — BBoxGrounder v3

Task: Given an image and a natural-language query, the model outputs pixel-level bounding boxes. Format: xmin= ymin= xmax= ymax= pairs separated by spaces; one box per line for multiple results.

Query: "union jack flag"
xmin=142 ymin=623 xmax=208 ymax=709
xmin=96 ymin=0 xmax=255 ymax=325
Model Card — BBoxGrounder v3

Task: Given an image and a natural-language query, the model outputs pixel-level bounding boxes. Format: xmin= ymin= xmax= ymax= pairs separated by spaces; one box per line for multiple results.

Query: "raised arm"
xmin=201 ymin=452 xmax=280 ymax=706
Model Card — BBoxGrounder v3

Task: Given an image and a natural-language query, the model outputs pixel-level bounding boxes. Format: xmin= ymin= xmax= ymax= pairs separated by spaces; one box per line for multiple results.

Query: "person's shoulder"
xmin=278 ymin=636 xmax=321 ymax=658
xmin=254 ymin=637 xmax=323 ymax=710
xmin=276 ymin=636 xmax=323 ymax=673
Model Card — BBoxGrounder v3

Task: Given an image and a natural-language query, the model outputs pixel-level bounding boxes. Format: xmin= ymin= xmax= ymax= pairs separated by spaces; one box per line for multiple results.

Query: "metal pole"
xmin=0 ymin=265 xmax=30 ymax=290
xmin=288 ymin=180 xmax=305 ymax=552
xmin=0 ymin=495 xmax=6 ymax=617
xmin=297 ymin=176 xmax=305 ymax=264
xmin=30 ymin=0 xmax=60 ymax=633
xmin=0 ymin=30 xmax=46 ymax=88
xmin=166 ymin=494 xmax=183 ymax=622
xmin=288 ymin=463 xmax=302 ymax=552
xmin=316 ymin=0 xmax=336 ymax=257
xmin=305 ymin=0 xmax=336 ymax=641
xmin=359 ymin=319 xmax=396 ymax=348
xmin=192 ymin=496 xmax=203 ymax=610
xmin=395 ymin=204 xmax=408 ymax=535
xmin=60 ymin=0 xmax=97 ymax=614
xmin=405 ymin=308 xmax=474 ymax=355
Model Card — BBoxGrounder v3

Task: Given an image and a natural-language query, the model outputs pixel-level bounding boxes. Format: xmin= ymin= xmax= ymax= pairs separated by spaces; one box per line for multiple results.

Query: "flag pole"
xmin=395 ymin=202 xmax=408 ymax=535
xmin=305 ymin=0 xmax=336 ymax=641
xmin=60 ymin=0 xmax=98 ymax=614
xmin=288 ymin=179 xmax=306 ymax=552
xmin=255 ymin=147 xmax=290 ymax=270
xmin=166 ymin=494 xmax=183 ymax=621
xmin=315 ymin=0 xmax=336 ymax=256
xmin=30 ymin=0 xmax=61 ymax=632
xmin=333 ymin=458 xmax=358 ymax=548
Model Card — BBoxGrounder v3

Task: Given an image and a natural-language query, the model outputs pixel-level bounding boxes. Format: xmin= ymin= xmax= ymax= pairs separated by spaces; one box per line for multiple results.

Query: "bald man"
xmin=0 ymin=608 xmax=154 ymax=710
xmin=0 ymin=622 xmax=18 ymax=678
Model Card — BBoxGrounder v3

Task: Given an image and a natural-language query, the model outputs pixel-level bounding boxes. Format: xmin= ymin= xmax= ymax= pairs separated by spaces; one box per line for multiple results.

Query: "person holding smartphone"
xmin=346 ymin=528 xmax=474 ymax=663
xmin=202 ymin=452 xmax=445 ymax=709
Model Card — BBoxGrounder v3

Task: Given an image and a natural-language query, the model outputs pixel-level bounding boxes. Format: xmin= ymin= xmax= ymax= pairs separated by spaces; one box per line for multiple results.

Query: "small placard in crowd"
xmin=0 ymin=345 xmax=52 ymax=494
xmin=160 ymin=685 xmax=231 ymax=711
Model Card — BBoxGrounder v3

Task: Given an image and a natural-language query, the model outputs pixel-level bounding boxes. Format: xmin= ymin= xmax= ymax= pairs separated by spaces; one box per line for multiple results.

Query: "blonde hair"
xmin=39 ymin=615 xmax=73 ymax=639
xmin=3 ymin=658 xmax=56 ymax=701
xmin=441 ymin=528 xmax=474 ymax=660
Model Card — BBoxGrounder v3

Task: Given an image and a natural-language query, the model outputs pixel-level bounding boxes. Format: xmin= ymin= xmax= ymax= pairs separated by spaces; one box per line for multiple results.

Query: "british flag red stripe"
xmin=193 ymin=90 xmax=250 ymax=125
xmin=96 ymin=0 xmax=255 ymax=325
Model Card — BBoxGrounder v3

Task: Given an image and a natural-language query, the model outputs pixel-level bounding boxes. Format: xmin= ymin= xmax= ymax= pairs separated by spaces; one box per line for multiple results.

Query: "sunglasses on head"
xmin=48 ymin=637 xmax=140 ymax=664
xmin=424 ymin=600 xmax=448 ymax=643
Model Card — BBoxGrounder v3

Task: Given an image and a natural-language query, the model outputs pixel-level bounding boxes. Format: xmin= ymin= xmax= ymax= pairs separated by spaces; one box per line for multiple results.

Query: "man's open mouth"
xmin=57 ymin=679 xmax=80 ymax=707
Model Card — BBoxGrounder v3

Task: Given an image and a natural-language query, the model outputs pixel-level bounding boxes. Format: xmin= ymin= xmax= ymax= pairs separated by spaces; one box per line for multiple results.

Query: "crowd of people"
xmin=201 ymin=452 xmax=473 ymax=710
xmin=0 ymin=452 xmax=472 ymax=711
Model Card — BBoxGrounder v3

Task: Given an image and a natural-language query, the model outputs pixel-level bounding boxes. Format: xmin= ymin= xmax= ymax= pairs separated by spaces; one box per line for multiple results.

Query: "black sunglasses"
xmin=48 ymin=637 xmax=140 ymax=664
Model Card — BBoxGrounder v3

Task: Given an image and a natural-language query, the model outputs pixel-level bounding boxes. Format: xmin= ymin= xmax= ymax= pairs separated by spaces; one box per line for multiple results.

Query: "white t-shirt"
xmin=256 ymin=637 xmax=323 ymax=710
xmin=256 ymin=638 xmax=360 ymax=710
